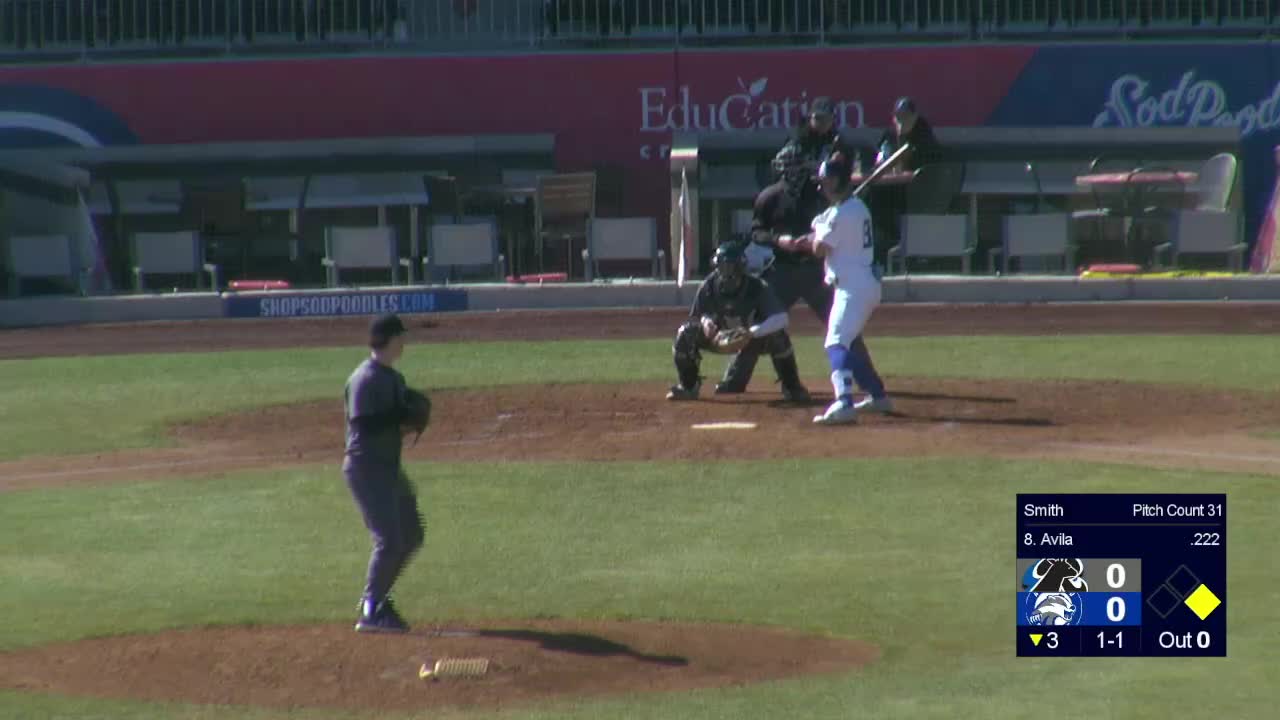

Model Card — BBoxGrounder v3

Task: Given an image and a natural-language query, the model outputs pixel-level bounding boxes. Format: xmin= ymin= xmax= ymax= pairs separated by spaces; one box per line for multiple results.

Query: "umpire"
xmin=343 ymin=314 xmax=431 ymax=634
xmin=776 ymin=97 xmax=851 ymax=180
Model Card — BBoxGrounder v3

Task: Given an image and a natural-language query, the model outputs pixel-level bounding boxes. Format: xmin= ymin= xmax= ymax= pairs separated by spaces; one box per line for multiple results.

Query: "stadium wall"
xmin=6 ymin=278 xmax=1280 ymax=328
xmin=0 ymin=42 xmax=1277 ymax=243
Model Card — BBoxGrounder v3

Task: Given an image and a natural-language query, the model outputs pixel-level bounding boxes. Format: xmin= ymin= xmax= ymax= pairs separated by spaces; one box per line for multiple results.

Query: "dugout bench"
xmin=670 ymin=126 xmax=1242 ymax=275
xmin=0 ymin=134 xmax=557 ymax=293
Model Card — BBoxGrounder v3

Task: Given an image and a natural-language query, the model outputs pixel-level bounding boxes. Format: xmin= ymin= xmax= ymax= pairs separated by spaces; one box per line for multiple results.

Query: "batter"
xmin=777 ymin=152 xmax=893 ymax=425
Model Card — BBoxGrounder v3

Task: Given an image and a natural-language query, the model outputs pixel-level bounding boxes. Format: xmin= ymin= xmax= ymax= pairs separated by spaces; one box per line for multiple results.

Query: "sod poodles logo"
xmin=1025 ymin=592 xmax=1082 ymax=626
xmin=1092 ymin=70 xmax=1280 ymax=138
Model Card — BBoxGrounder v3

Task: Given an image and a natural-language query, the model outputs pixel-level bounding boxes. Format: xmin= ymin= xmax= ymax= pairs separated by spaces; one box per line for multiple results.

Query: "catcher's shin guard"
xmin=765 ymin=331 xmax=804 ymax=390
xmin=672 ymin=322 xmax=703 ymax=390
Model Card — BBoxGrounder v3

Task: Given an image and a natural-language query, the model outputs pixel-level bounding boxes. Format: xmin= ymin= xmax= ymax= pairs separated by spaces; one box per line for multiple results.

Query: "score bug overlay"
xmin=1016 ymin=494 xmax=1225 ymax=657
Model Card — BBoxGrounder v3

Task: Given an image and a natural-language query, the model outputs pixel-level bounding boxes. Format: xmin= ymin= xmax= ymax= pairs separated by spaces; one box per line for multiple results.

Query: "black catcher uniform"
xmin=667 ymin=244 xmax=805 ymax=401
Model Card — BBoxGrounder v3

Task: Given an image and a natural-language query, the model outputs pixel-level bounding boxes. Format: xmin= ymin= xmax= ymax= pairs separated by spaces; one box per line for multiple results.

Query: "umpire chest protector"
xmin=756 ymin=183 xmax=826 ymax=268
xmin=759 ymin=182 xmax=821 ymax=238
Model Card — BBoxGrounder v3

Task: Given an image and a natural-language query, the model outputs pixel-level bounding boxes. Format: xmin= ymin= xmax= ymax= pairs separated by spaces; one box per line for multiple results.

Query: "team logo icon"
xmin=1022 ymin=558 xmax=1089 ymax=593
xmin=1025 ymin=592 xmax=1082 ymax=626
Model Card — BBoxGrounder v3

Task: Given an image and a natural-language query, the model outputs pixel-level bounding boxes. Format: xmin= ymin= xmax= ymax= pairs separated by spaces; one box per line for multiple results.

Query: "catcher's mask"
xmin=713 ymin=243 xmax=748 ymax=296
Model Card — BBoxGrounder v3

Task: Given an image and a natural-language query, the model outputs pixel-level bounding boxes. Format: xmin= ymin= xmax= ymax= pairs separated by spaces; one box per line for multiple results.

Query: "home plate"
xmin=691 ymin=421 xmax=758 ymax=430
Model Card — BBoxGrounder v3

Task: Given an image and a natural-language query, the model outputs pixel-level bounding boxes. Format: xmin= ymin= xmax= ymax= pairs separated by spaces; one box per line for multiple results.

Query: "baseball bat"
xmin=852 ymin=143 xmax=913 ymax=198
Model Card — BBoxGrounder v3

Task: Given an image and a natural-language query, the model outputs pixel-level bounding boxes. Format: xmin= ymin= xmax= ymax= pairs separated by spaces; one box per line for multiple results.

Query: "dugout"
xmin=671 ymin=126 xmax=1243 ymax=275
xmin=0 ymin=157 xmax=101 ymax=297
xmin=0 ymin=134 xmax=555 ymax=293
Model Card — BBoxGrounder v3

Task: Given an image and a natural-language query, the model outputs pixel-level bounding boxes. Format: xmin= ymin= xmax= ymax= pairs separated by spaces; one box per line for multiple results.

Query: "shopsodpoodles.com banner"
xmin=223 ymin=290 xmax=468 ymax=319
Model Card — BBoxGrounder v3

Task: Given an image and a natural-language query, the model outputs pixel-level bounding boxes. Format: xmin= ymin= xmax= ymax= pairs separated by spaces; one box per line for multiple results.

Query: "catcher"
xmin=667 ymin=243 xmax=805 ymax=401
xmin=342 ymin=313 xmax=431 ymax=634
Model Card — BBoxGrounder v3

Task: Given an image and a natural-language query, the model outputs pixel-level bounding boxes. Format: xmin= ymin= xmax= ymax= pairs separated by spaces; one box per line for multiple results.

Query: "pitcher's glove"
xmin=712 ymin=327 xmax=753 ymax=354
xmin=402 ymin=388 xmax=432 ymax=444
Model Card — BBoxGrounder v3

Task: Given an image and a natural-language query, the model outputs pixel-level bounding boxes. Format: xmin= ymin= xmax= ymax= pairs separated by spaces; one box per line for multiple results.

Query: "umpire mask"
xmin=773 ymin=146 xmax=809 ymax=197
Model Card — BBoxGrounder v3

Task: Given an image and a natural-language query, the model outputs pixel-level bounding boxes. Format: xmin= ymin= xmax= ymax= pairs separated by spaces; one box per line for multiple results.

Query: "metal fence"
xmin=2 ymin=1 xmax=1278 ymax=57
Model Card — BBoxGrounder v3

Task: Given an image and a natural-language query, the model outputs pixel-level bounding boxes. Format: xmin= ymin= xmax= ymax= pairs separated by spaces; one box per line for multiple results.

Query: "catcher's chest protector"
xmin=710 ymin=282 xmax=765 ymax=330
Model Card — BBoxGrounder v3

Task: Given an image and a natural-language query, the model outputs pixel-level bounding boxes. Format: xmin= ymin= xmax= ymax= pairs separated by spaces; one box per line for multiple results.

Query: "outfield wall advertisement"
xmin=2 ymin=43 xmax=1277 ymax=255
xmin=223 ymin=289 xmax=468 ymax=319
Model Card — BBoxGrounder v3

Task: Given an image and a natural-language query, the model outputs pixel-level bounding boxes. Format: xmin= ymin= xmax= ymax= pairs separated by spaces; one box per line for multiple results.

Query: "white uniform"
xmin=811 ymin=194 xmax=882 ymax=348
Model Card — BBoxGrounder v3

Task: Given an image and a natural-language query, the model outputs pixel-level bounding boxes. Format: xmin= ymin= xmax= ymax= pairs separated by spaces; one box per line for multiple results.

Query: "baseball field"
xmin=1 ymin=303 xmax=1278 ymax=719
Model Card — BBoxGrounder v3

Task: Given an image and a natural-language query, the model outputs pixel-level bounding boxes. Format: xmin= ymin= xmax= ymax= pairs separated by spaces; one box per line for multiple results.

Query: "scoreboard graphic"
xmin=1016 ymin=494 xmax=1226 ymax=657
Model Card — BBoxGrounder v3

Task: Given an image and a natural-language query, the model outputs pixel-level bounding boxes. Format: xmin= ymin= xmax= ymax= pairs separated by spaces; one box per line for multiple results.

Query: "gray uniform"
xmin=343 ymin=358 xmax=425 ymax=605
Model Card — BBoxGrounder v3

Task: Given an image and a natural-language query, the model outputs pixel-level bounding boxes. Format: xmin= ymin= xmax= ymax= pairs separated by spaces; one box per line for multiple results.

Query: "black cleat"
xmin=666 ymin=382 xmax=701 ymax=401
xmin=781 ymin=383 xmax=811 ymax=403
xmin=355 ymin=598 xmax=410 ymax=634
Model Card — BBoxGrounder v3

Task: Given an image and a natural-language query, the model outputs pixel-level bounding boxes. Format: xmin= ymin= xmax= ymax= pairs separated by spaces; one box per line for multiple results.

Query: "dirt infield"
xmin=0 ymin=619 xmax=878 ymax=712
xmin=2 ymin=302 xmax=1278 ymax=359
xmin=2 ymin=302 xmax=1280 ymax=493
xmin=4 ymin=377 xmax=1280 ymax=494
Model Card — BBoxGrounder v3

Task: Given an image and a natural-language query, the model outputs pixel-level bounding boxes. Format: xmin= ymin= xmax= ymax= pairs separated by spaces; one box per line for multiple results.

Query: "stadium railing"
xmin=2 ymin=1 xmax=1277 ymax=61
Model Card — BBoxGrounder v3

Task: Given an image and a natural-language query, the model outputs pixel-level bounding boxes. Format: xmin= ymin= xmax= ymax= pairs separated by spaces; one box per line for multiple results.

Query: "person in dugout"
xmin=868 ymin=97 xmax=945 ymax=263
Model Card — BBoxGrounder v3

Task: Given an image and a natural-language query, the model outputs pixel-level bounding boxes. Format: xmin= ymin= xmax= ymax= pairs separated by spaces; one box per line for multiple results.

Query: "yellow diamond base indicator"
xmin=1030 ymin=634 xmax=1043 ymax=647
xmin=1184 ymin=584 xmax=1222 ymax=620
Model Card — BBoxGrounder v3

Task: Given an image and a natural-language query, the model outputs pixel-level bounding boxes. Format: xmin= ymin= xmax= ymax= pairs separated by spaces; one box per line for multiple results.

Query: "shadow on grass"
xmin=478 ymin=629 xmax=689 ymax=666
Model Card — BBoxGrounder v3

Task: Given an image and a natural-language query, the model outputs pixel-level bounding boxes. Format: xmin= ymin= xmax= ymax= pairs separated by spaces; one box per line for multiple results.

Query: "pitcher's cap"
xmin=369 ymin=313 xmax=406 ymax=346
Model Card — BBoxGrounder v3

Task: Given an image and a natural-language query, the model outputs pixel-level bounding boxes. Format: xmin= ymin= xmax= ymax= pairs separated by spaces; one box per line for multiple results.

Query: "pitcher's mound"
xmin=0 ymin=619 xmax=879 ymax=712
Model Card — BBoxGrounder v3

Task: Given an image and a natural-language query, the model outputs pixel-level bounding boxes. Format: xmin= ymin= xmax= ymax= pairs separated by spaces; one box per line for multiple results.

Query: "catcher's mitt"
xmin=711 ymin=327 xmax=753 ymax=354
xmin=401 ymin=388 xmax=432 ymax=444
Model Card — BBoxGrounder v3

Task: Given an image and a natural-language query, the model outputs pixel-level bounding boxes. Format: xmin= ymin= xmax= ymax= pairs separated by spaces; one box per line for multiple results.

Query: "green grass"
xmin=1 ymin=459 xmax=1277 ymax=719
xmin=1 ymin=334 xmax=1278 ymax=460
xmin=3 ymin=332 xmax=1279 ymax=718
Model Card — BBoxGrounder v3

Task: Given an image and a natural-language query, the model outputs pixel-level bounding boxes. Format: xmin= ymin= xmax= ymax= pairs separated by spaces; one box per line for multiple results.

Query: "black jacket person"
xmin=870 ymin=96 xmax=944 ymax=256
xmin=775 ymin=97 xmax=853 ymax=182
xmin=876 ymin=96 xmax=942 ymax=172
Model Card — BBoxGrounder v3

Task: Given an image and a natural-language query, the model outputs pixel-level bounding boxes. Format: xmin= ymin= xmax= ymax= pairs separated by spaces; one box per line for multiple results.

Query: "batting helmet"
xmin=818 ymin=151 xmax=854 ymax=194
